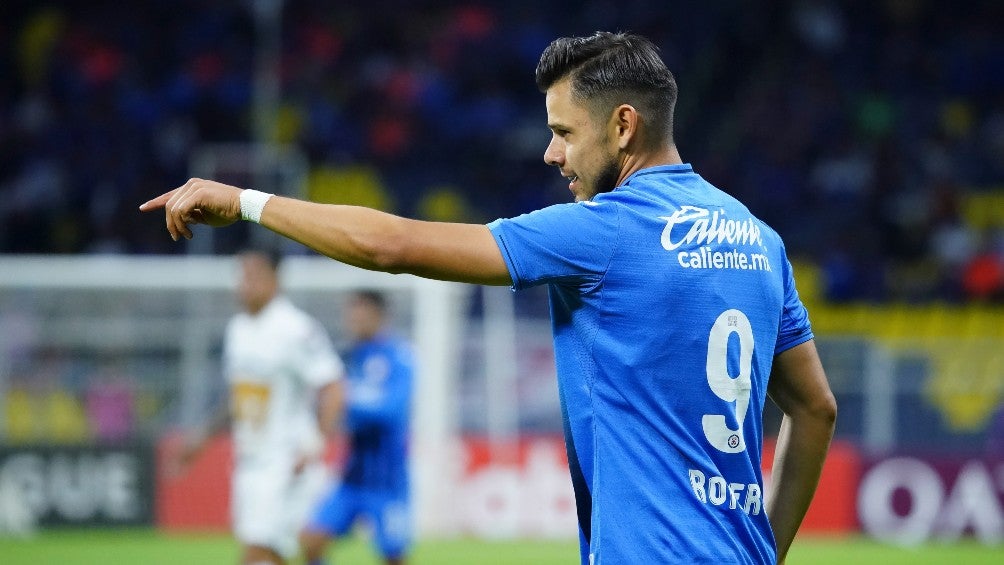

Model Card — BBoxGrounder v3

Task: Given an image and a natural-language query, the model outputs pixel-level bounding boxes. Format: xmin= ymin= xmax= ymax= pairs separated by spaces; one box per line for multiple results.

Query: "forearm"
xmin=256 ymin=196 xmax=403 ymax=269
xmin=766 ymin=412 xmax=835 ymax=562
xmin=317 ymin=382 xmax=345 ymax=439
xmin=140 ymin=180 xmax=510 ymax=284
xmin=259 ymin=196 xmax=510 ymax=285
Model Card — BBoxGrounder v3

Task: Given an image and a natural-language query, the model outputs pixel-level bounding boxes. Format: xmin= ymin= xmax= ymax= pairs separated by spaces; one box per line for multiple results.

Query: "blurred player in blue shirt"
xmin=301 ymin=291 xmax=413 ymax=565
xmin=146 ymin=31 xmax=837 ymax=565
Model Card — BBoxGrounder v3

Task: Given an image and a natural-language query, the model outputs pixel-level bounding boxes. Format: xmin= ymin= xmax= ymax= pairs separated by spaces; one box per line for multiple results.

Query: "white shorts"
xmin=232 ymin=456 xmax=331 ymax=558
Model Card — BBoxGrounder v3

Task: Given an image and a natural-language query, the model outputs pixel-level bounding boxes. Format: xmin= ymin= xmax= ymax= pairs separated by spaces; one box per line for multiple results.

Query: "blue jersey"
xmin=342 ymin=332 xmax=413 ymax=493
xmin=488 ymin=164 xmax=813 ymax=565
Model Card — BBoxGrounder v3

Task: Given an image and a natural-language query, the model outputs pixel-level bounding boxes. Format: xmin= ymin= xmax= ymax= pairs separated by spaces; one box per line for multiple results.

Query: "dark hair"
xmin=240 ymin=247 xmax=283 ymax=272
xmin=353 ymin=290 xmax=387 ymax=313
xmin=535 ymin=32 xmax=678 ymax=145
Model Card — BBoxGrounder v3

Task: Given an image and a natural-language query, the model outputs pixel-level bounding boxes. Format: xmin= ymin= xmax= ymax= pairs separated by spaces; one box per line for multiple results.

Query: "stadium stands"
xmin=1 ymin=1 xmax=1002 ymax=303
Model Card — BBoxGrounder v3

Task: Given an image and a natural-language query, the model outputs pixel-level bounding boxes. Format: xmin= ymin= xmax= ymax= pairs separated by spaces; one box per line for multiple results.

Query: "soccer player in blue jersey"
xmin=300 ymin=290 xmax=414 ymax=565
xmin=143 ymin=31 xmax=837 ymax=565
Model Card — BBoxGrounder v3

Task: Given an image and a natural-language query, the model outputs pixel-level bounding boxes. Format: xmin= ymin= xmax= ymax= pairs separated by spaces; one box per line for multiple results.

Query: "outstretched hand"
xmin=139 ymin=178 xmax=243 ymax=241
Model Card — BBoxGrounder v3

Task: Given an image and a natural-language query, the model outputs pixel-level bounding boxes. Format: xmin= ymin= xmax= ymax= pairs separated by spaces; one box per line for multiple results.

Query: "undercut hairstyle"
xmin=535 ymin=31 xmax=678 ymax=146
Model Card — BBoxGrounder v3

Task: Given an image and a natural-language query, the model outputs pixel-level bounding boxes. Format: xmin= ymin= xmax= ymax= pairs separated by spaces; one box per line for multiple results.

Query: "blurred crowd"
xmin=2 ymin=0 xmax=1003 ymax=302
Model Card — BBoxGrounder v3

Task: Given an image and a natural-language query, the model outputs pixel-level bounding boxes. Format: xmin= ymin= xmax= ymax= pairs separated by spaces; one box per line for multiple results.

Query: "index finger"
xmin=138 ymin=188 xmax=180 ymax=212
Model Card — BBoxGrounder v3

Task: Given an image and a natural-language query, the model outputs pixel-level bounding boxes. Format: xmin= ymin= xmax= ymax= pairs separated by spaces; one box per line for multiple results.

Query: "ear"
xmin=611 ymin=104 xmax=639 ymax=150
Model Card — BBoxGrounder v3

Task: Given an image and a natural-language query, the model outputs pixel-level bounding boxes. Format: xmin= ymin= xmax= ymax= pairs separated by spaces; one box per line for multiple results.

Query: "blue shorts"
xmin=305 ymin=484 xmax=412 ymax=559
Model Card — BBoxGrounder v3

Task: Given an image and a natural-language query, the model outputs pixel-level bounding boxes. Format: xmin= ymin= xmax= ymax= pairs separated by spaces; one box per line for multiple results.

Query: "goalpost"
xmin=0 ymin=254 xmax=473 ymax=535
xmin=178 ymin=141 xmax=482 ymax=532
xmin=0 ymin=143 xmax=563 ymax=538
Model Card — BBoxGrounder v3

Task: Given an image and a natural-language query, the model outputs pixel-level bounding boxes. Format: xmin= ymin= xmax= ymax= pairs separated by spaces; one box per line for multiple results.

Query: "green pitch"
xmin=0 ymin=530 xmax=1001 ymax=564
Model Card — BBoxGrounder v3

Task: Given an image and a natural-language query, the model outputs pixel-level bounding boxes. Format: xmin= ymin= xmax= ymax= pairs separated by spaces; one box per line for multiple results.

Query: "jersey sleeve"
xmin=775 ymin=254 xmax=814 ymax=355
xmin=294 ymin=318 xmax=345 ymax=387
xmin=487 ymin=200 xmax=620 ymax=291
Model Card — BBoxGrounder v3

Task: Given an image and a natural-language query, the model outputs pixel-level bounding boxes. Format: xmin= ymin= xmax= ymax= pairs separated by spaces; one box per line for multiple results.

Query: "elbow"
xmin=367 ymin=239 xmax=408 ymax=273
xmin=349 ymin=223 xmax=410 ymax=273
xmin=813 ymin=392 xmax=838 ymax=431
xmin=783 ymin=390 xmax=838 ymax=432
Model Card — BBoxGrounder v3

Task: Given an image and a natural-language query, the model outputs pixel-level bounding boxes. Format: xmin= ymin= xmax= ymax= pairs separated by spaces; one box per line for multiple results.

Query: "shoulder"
xmin=494 ymin=199 xmax=619 ymax=225
xmin=269 ymin=296 xmax=308 ymax=321
xmin=376 ymin=333 xmax=409 ymax=352
xmin=377 ymin=335 xmax=414 ymax=364
xmin=488 ymin=200 xmax=622 ymax=246
xmin=706 ymin=184 xmax=787 ymax=251
xmin=224 ymin=313 xmax=246 ymax=337
xmin=270 ymin=297 xmax=326 ymax=336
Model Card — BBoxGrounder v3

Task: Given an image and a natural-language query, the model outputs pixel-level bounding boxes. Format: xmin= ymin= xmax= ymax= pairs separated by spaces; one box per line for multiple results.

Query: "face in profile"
xmin=543 ymin=78 xmax=621 ymax=202
xmin=237 ymin=253 xmax=278 ymax=314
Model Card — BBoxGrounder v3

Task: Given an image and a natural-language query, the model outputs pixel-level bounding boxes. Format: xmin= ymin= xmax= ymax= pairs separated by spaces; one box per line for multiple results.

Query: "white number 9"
xmin=702 ymin=309 xmax=754 ymax=453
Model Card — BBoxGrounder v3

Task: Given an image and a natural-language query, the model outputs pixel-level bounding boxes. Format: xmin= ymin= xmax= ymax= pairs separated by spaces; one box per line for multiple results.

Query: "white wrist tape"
xmin=239 ymin=189 xmax=273 ymax=223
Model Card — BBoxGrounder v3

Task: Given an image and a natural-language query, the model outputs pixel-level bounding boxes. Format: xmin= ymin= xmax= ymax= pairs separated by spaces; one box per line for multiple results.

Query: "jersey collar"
xmin=619 ymin=163 xmax=694 ymax=189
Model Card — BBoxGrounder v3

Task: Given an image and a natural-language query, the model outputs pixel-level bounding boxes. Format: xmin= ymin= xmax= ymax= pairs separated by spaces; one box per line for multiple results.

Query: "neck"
xmin=616 ymin=144 xmax=683 ymax=186
xmin=247 ymin=294 xmax=277 ymax=316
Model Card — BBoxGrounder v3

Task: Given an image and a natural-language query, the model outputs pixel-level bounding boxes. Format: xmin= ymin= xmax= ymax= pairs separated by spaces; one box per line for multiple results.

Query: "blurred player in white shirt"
xmin=176 ymin=249 xmax=345 ymax=565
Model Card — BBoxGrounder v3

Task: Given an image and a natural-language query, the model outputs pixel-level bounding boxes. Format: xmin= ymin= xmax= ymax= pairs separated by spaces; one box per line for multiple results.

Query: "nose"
xmin=543 ymin=136 xmax=563 ymax=167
